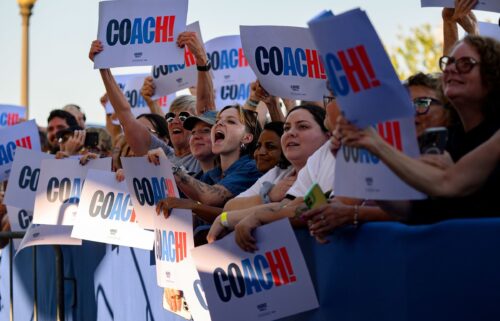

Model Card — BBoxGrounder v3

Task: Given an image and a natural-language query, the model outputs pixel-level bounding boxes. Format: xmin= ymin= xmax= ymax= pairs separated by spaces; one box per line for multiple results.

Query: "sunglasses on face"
xmin=165 ymin=111 xmax=191 ymax=123
xmin=439 ymin=56 xmax=480 ymax=74
xmin=323 ymin=95 xmax=336 ymax=108
xmin=413 ymin=97 xmax=442 ymax=115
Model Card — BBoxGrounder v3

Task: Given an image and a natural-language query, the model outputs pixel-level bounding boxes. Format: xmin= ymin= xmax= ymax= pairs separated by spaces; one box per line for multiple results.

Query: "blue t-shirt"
xmin=200 ymin=155 xmax=262 ymax=196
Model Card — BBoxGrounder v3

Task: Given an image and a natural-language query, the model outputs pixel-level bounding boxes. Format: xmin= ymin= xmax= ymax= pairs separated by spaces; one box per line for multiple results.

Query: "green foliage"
xmin=389 ymin=23 xmax=443 ymax=80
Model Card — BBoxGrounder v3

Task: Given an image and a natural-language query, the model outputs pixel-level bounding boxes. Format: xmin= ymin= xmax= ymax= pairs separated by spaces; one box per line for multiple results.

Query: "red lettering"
xmin=355 ymin=45 xmax=380 ymax=87
xmin=157 ymin=96 xmax=168 ymax=107
xmin=265 ymin=248 xmax=290 ymax=286
xmin=155 ymin=16 xmax=175 ymax=43
xmin=338 ymin=47 xmax=371 ymax=92
xmin=238 ymin=48 xmax=248 ymax=67
xmin=306 ymin=49 xmax=321 ymax=79
xmin=15 ymin=136 xmax=32 ymax=149
xmin=319 ymin=57 xmax=327 ymax=80
xmin=279 ymin=247 xmax=296 ymax=283
xmin=130 ymin=209 xmax=136 ymax=222
xmin=184 ymin=47 xmax=196 ymax=67
xmin=175 ymin=231 xmax=186 ymax=262
xmin=165 ymin=179 xmax=177 ymax=197
xmin=377 ymin=121 xmax=402 ymax=151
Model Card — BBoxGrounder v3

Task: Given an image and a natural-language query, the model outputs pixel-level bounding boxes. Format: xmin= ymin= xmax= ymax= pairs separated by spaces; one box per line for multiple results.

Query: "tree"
xmin=389 ymin=23 xmax=443 ymax=80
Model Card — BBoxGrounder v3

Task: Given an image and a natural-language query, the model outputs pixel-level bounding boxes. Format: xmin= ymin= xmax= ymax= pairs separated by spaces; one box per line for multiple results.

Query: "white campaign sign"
xmin=122 ymin=75 xmax=176 ymax=118
xmin=240 ymin=25 xmax=328 ymax=101
xmin=191 ymin=219 xmax=319 ymax=321
xmin=6 ymin=206 xmax=32 ymax=250
xmin=335 ymin=117 xmax=426 ymax=200
xmin=0 ymin=104 xmax=26 ymax=128
xmin=214 ymin=80 xmax=252 ymax=109
xmin=175 ymin=257 xmax=212 ymax=321
xmin=152 ymin=21 xmax=207 ymax=99
xmin=479 ymin=22 xmax=500 ymax=41
xmin=121 ymin=154 xmax=179 ymax=229
xmin=105 ymin=73 xmax=148 ymax=115
xmin=421 ymin=0 xmax=500 ymax=13
xmin=32 ymin=158 xmax=111 ymax=226
xmin=16 ymin=223 xmax=81 ymax=255
xmin=71 ymin=170 xmax=154 ymax=250
xmin=94 ymin=0 xmax=188 ymax=68
xmin=0 ymin=120 xmax=40 ymax=182
xmin=4 ymin=148 xmax=54 ymax=210
xmin=205 ymin=35 xmax=256 ymax=85
xmin=154 ymin=208 xmax=194 ymax=288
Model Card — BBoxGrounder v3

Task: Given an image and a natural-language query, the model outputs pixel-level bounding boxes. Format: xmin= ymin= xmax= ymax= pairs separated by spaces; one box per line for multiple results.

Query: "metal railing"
xmin=0 ymin=232 xmax=66 ymax=321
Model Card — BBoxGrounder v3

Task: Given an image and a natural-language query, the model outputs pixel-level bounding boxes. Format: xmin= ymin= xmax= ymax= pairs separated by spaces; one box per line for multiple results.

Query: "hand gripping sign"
xmin=94 ymin=0 xmax=188 ymax=68
xmin=151 ymin=21 xmax=208 ymax=99
xmin=421 ymin=0 xmax=500 ymax=13
xmin=308 ymin=8 xmax=414 ymax=127
xmin=191 ymin=219 xmax=319 ymax=321
xmin=121 ymin=153 xmax=179 ymax=229
xmin=240 ymin=25 xmax=328 ymax=101
xmin=0 ymin=104 xmax=26 ymax=128
xmin=335 ymin=117 xmax=425 ymax=200
xmin=71 ymin=170 xmax=155 ymax=250
xmin=0 ymin=120 xmax=40 ymax=182
xmin=4 ymin=148 xmax=54 ymax=211
xmin=32 ymin=157 xmax=111 ymax=226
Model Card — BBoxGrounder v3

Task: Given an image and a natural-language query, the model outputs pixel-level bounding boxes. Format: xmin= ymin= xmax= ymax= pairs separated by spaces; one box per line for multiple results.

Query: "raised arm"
xmin=140 ymin=76 xmax=163 ymax=116
xmin=177 ymin=32 xmax=215 ymax=114
xmin=89 ymin=40 xmax=152 ymax=155
xmin=174 ymin=169 xmax=233 ymax=207
xmin=442 ymin=0 xmax=478 ymax=54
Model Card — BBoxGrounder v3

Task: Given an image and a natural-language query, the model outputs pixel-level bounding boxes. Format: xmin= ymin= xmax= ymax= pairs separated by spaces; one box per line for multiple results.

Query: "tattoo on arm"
xmin=175 ymin=171 xmax=233 ymax=205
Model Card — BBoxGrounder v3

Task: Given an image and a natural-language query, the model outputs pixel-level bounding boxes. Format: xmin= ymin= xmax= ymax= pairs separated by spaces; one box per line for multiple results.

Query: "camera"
xmin=418 ymin=127 xmax=448 ymax=155
xmin=56 ymin=127 xmax=99 ymax=148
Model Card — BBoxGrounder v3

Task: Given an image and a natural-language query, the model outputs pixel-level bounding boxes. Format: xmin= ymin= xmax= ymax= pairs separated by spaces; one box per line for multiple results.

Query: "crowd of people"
xmin=0 ymin=0 xmax=499 ymax=317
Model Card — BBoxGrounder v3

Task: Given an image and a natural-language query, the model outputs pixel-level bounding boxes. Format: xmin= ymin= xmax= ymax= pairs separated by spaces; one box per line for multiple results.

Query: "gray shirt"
xmin=149 ymin=134 xmax=200 ymax=174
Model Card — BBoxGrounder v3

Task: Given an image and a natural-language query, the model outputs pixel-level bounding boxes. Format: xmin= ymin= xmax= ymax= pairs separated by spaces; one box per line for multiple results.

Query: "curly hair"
xmin=262 ymin=121 xmax=290 ymax=169
xmin=462 ymin=35 xmax=500 ymax=119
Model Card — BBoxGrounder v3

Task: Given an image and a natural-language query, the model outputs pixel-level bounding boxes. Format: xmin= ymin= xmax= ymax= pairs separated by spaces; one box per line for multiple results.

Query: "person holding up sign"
xmin=442 ymin=0 xmax=479 ymax=54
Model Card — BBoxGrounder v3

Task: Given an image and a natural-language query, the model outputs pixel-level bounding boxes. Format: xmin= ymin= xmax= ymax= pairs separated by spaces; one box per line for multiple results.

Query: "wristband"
xmin=246 ymin=99 xmax=259 ymax=108
xmin=220 ymin=211 xmax=229 ymax=228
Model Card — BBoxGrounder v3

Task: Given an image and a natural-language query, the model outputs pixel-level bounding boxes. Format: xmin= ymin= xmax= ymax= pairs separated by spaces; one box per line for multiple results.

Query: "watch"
xmin=196 ymin=58 xmax=211 ymax=72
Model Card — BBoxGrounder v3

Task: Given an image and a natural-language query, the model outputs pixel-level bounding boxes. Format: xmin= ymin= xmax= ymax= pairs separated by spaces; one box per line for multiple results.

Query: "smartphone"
xmin=304 ymin=183 xmax=327 ymax=209
xmin=84 ymin=132 xmax=99 ymax=148
xmin=418 ymin=127 xmax=448 ymax=155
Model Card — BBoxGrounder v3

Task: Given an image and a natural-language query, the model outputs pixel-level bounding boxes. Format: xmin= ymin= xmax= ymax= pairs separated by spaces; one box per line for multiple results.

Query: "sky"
xmin=0 ymin=0 xmax=497 ymax=126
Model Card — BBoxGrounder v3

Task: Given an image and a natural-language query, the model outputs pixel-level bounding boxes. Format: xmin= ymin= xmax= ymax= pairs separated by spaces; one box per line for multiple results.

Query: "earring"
xmin=240 ymin=143 xmax=246 ymax=150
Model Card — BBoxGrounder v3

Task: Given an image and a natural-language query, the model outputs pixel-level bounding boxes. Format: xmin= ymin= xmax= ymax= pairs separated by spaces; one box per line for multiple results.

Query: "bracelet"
xmin=246 ymin=99 xmax=259 ymax=108
xmin=220 ymin=211 xmax=229 ymax=228
xmin=353 ymin=205 xmax=359 ymax=227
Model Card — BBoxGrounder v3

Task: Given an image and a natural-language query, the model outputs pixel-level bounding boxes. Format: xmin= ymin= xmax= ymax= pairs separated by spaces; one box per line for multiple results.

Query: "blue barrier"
xmin=2 ymin=219 xmax=500 ymax=321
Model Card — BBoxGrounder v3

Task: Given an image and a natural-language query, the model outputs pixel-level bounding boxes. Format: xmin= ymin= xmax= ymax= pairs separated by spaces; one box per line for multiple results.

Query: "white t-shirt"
xmin=236 ymin=166 xmax=294 ymax=198
xmin=287 ymin=140 xmax=335 ymax=198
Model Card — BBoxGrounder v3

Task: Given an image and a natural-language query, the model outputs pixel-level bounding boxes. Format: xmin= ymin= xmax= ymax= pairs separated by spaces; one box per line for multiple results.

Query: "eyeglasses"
xmin=439 ymin=56 xmax=480 ymax=74
xmin=165 ymin=111 xmax=191 ymax=123
xmin=413 ymin=97 xmax=442 ymax=115
xmin=323 ymin=95 xmax=336 ymax=108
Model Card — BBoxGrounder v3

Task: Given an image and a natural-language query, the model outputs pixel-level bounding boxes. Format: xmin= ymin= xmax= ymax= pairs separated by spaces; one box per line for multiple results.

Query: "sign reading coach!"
xmin=191 ymin=219 xmax=318 ymax=321
xmin=72 ymin=170 xmax=154 ymax=249
xmin=335 ymin=117 xmax=425 ymax=200
xmin=151 ymin=21 xmax=208 ymax=99
xmin=4 ymin=148 xmax=54 ymax=210
xmin=94 ymin=0 xmax=188 ymax=68
xmin=32 ymin=157 xmax=111 ymax=226
xmin=241 ymin=25 xmax=328 ymax=101
xmin=121 ymin=153 xmax=178 ymax=229
xmin=0 ymin=104 xmax=25 ymax=128
xmin=308 ymin=9 xmax=414 ymax=127
xmin=0 ymin=120 xmax=40 ymax=182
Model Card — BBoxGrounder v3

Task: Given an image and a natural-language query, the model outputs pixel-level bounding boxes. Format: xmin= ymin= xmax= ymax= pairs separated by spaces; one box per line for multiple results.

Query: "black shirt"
xmin=408 ymin=119 xmax=500 ymax=224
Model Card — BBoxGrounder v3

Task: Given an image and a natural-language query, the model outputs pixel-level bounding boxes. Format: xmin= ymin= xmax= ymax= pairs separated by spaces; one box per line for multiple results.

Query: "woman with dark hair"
xmin=153 ymin=104 xmax=263 ymax=222
xmin=339 ymin=35 xmax=500 ymax=223
xmin=254 ymin=121 xmax=289 ymax=173
xmin=208 ymin=105 xmax=330 ymax=240
xmin=136 ymin=113 xmax=170 ymax=145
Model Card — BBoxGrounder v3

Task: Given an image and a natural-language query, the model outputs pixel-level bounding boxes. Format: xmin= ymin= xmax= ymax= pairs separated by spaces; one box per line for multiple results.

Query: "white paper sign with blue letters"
xmin=151 ymin=21 xmax=207 ymax=99
xmin=6 ymin=206 xmax=32 ymax=250
xmin=240 ymin=25 xmax=328 ymax=101
xmin=0 ymin=104 xmax=26 ymax=128
xmin=94 ymin=0 xmax=188 ymax=68
xmin=334 ymin=117 xmax=426 ymax=200
xmin=421 ymin=0 xmax=500 ymax=13
xmin=308 ymin=9 xmax=414 ymax=127
xmin=191 ymin=219 xmax=319 ymax=321
xmin=32 ymin=157 xmax=111 ymax=226
xmin=4 ymin=148 xmax=54 ymax=211
xmin=121 ymin=153 xmax=179 ymax=229
xmin=71 ymin=170 xmax=154 ymax=249
xmin=105 ymin=73 xmax=147 ymax=115
xmin=479 ymin=21 xmax=500 ymax=41
xmin=0 ymin=120 xmax=40 ymax=182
